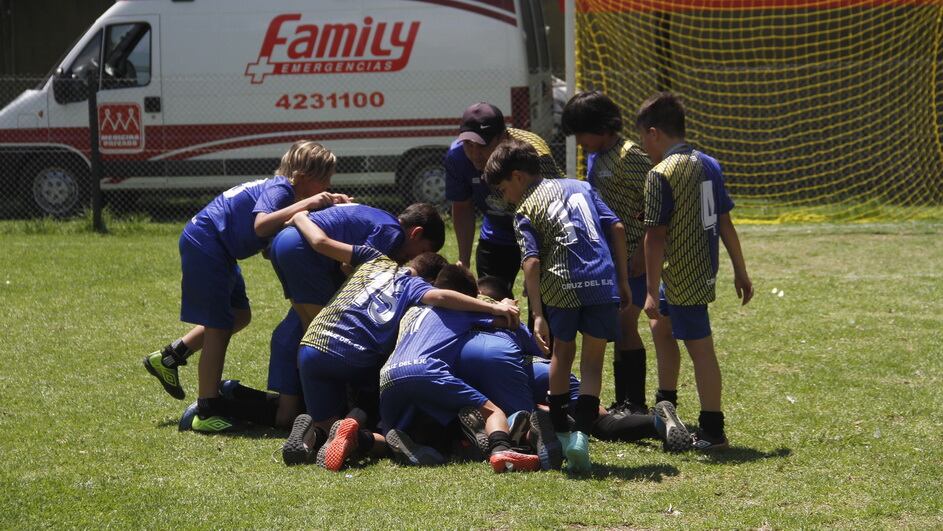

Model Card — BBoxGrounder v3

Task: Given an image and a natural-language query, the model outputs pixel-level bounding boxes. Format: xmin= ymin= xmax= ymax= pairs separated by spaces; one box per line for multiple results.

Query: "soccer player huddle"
xmin=144 ymin=91 xmax=754 ymax=474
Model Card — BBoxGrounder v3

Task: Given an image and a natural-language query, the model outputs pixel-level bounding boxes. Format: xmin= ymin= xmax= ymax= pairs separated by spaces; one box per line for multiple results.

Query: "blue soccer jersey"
xmin=515 ymin=178 xmax=621 ymax=308
xmin=644 ymin=144 xmax=734 ymax=306
xmin=299 ymin=246 xmax=434 ymax=368
xmin=183 ymin=176 xmax=294 ymax=260
xmin=379 ymin=305 xmax=494 ymax=392
xmin=445 ymin=128 xmax=563 ymax=246
xmin=310 ymin=203 xmax=404 ymax=255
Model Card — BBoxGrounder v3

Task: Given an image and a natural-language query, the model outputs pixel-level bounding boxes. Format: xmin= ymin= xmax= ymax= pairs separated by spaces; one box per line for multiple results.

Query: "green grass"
xmin=0 ymin=219 xmax=941 ymax=528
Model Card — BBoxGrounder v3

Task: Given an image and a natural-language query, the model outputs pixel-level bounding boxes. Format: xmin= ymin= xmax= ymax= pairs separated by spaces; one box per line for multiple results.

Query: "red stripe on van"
xmin=409 ymin=0 xmax=518 ymax=25
xmin=163 ymin=128 xmax=459 ymax=160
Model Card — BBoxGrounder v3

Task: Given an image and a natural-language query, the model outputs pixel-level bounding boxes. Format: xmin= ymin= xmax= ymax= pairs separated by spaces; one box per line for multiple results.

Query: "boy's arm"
xmin=421 ymin=289 xmax=520 ymax=328
xmin=718 ymin=213 xmax=753 ymax=305
xmin=288 ymin=211 xmax=354 ymax=264
xmin=254 ymin=192 xmax=351 ymax=238
xmin=643 ymin=226 xmax=667 ymax=320
xmin=452 ymin=200 xmax=476 ymax=267
xmin=606 ymin=221 xmax=632 ymax=309
xmin=522 ymin=256 xmax=550 ymax=355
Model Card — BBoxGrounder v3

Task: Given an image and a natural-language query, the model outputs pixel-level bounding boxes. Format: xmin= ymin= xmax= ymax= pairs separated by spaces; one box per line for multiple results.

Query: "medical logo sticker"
xmin=246 ymin=14 xmax=421 ymax=84
xmin=98 ymin=103 xmax=144 ymax=153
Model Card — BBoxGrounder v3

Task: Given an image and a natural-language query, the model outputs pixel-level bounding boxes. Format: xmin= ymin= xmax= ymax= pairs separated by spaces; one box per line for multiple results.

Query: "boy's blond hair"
xmin=275 ymin=140 xmax=336 ymax=184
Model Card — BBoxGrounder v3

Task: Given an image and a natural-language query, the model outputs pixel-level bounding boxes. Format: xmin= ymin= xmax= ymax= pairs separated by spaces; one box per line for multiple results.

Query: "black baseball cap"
xmin=458 ymin=102 xmax=506 ymax=145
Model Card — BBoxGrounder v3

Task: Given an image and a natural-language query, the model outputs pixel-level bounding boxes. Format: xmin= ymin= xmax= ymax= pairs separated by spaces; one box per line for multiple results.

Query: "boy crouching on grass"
xmin=636 ymin=92 xmax=754 ymax=450
xmin=484 ymin=140 xmax=631 ymax=473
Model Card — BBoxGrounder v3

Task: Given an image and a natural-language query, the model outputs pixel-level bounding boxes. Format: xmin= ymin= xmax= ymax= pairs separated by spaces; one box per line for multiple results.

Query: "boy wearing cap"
xmin=445 ymin=102 xmax=563 ymax=295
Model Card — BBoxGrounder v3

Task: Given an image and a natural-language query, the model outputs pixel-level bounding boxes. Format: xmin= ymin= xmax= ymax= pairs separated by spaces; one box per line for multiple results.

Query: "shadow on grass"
xmin=568 ymin=463 xmax=680 ymax=482
xmin=695 ymin=446 xmax=792 ymax=465
xmin=155 ymin=418 xmax=287 ymax=440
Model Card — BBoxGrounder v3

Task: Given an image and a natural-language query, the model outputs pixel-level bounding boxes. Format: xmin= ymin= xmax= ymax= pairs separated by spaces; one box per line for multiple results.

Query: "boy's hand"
xmin=618 ymin=281 xmax=632 ymax=310
xmin=491 ymin=301 xmax=520 ymax=328
xmin=330 ymin=193 xmax=353 ymax=204
xmin=643 ymin=292 xmax=661 ymax=320
xmin=287 ymin=210 xmax=308 ymax=226
xmin=735 ymin=273 xmax=754 ymax=305
xmin=532 ymin=315 xmax=551 ymax=355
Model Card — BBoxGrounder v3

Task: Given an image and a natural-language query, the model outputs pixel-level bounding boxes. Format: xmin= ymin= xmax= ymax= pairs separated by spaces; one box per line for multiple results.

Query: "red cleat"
xmin=489 ymin=450 xmax=541 ymax=473
xmin=316 ymin=418 xmax=360 ymax=471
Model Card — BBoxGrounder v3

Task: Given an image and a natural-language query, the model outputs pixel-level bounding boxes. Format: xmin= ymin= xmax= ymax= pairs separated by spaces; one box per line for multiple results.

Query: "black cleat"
xmin=529 ymin=409 xmax=563 ymax=470
xmin=282 ymin=414 xmax=325 ymax=465
xmin=386 ymin=429 xmax=446 ymax=466
xmin=653 ymin=401 xmax=692 ymax=452
xmin=457 ymin=407 xmax=490 ymax=460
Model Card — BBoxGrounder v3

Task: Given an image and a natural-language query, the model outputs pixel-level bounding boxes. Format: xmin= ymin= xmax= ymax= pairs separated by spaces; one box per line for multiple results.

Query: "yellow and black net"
xmin=575 ymin=0 xmax=943 ymax=222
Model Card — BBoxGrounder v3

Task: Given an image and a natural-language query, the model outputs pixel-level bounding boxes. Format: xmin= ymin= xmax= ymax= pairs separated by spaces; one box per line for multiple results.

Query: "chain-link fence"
xmin=0 ymin=1 xmax=569 ymax=224
xmin=0 ymin=72 xmax=566 ymax=223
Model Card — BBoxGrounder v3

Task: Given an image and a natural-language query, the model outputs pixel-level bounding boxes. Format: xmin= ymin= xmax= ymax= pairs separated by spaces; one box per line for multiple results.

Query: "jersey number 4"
xmin=701 ymin=180 xmax=718 ymax=230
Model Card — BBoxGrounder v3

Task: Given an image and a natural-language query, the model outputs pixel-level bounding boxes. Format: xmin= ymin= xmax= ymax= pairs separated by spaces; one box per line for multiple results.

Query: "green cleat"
xmin=178 ymin=402 xmax=240 ymax=433
xmin=565 ymin=431 xmax=592 ymax=474
xmin=143 ymin=351 xmax=185 ymax=400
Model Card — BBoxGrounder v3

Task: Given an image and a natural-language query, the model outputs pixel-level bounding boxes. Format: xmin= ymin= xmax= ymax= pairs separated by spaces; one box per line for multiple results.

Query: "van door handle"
xmin=144 ymin=96 xmax=161 ymax=113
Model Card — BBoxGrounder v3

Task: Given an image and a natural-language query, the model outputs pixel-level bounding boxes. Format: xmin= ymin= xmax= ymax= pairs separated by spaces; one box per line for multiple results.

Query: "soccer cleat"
xmin=691 ymin=428 xmax=729 ymax=452
xmin=178 ymin=402 xmax=240 ymax=433
xmin=489 ymin=450 xmax=541 ymax=473
xmin=457 ymin=407 xmax=490 ymax=459
xmin=144 ymin=351 xmax=185 ymax=400
xmin=282 ymin=414 xmax=324 ymax=466
xmin=653 ymin=401 xmax=692 ymax=452
xmin=565 ymin=431 xmax=592 ymax=473
xmin=507 ymin=411 xmax=531 ymax=447
xmin=608 ymin=400 xmax=651 ymax=418
xmin=529 ymin=409 xmax=563 ymax=471
xmin=386 ymin=429 xmax=446 ymax=467
xmin=316 ymin=418 xmax=360 ymax=471
xmin=218 ymin=379 xmax=242 ymax=400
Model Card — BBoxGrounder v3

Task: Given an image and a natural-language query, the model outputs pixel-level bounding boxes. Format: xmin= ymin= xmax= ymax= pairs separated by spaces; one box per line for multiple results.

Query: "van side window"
xmin=67 ymin=31 xmax=103 ymax=80
xmin=102 ymin=23 xmax=151 ymax=89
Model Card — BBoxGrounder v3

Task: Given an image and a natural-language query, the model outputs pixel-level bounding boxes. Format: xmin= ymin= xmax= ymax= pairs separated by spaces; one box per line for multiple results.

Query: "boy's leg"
xmin=612 ymin=273 xmax=648 ymax=411
xmin=650 ymin=315 xmax=682 ymax=406
xmin=548 ymin=338 xmax=577 ymax=434
xmin=684 ymin=336 xmax=721 ymax=412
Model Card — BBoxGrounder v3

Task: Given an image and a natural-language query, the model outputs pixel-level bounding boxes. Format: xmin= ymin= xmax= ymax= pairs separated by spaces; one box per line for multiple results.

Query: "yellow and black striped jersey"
xmin=515 ymin=178 xmax=620 ymax=309
xmin=643 ymin=144 xmax=734 ymax=306
xmin=586 ymin=138 xmax=651 ymax=260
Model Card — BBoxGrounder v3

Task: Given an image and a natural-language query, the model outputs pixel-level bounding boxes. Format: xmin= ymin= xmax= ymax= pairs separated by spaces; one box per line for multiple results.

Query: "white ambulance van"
xmin=0 ymin=0 xmax=554 ymax=216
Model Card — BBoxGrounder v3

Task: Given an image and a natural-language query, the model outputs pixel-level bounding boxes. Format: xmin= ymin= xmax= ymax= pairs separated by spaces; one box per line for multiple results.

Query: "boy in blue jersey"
xmin=637 ymin=92 xmax=754 ymax=451
xmin=265 ymin=202 xmax=445 ymax=428
xmin=484 ymin=140 xmax=632 ymax=473
xmin=282 ymin=217 xmax=519 ymax=470
xmin=562 ymin=91 xmax=654 ymax=415
xmin=143 ymin=141 xmax=350 ymax=432
xmin=446 ymin=102 xmax=563 ymax=294
xmin=378 ymin=265 xmax=540 ymax=473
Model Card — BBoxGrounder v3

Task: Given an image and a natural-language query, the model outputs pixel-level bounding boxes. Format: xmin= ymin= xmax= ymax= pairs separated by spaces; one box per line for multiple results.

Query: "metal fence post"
xmin=86 ymin=71 xmax=105 ymax=233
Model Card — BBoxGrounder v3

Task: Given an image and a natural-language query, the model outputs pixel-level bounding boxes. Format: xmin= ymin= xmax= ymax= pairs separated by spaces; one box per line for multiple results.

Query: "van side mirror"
xmin=52 ymin=63 xmax=98 ymax=104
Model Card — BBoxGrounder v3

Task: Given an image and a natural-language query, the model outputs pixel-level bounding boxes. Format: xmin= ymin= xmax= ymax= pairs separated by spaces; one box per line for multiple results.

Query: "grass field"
xmin=1 ymin=218 xmax=941 ymax=529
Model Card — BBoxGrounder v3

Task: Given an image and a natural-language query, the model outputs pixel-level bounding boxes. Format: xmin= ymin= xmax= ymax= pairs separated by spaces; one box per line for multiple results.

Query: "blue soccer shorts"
xmin=658 ymin=284 xmax=712 ymax=340
xmin=455 ymin=331 xmax=534 ymax=415
xmin=545 ymin=302 xmax=619 ymax=342
xmin=379 ymin=358 xmax=488 ymax=432
xmin=270 ymin=226 xmax=344 ymax=306
xmin=267 ymin=308 xmax=304 ymax=395
xmin=178 ymin=232 xmax=249 ymax=329
xmin=298 ymin=345 xmax=379 ymax=422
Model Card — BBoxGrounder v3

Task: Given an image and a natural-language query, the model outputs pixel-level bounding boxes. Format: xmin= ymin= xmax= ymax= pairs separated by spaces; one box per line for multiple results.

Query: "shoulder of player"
xmin=508 ymin=128 xmax=551 ymax=150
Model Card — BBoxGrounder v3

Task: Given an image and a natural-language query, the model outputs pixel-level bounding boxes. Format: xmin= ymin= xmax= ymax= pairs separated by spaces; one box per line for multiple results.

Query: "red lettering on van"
xmin=246 ymin=14 xmax=420 ymax=84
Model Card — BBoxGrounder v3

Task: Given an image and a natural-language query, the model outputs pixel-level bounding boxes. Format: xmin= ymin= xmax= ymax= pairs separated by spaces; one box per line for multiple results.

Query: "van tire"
xmin=401 ymin=152 xmax=447 ymax=209
xmin=21 ymin=156 xmax=88 ymax=217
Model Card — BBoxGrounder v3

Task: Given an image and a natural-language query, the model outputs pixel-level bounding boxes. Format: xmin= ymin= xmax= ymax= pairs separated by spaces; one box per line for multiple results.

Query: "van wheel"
xmin=22 ymin=157 xmax=88 ymax=217
xmin=402 ymin=153 xmax=447 ymax=209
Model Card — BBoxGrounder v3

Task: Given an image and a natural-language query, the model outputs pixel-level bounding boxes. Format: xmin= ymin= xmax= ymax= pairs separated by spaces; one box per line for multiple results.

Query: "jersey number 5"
xmin=701 ymin=180 xmax=718 ymax=230
xmin=353 ymin=271 xmax=397 ymax=325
